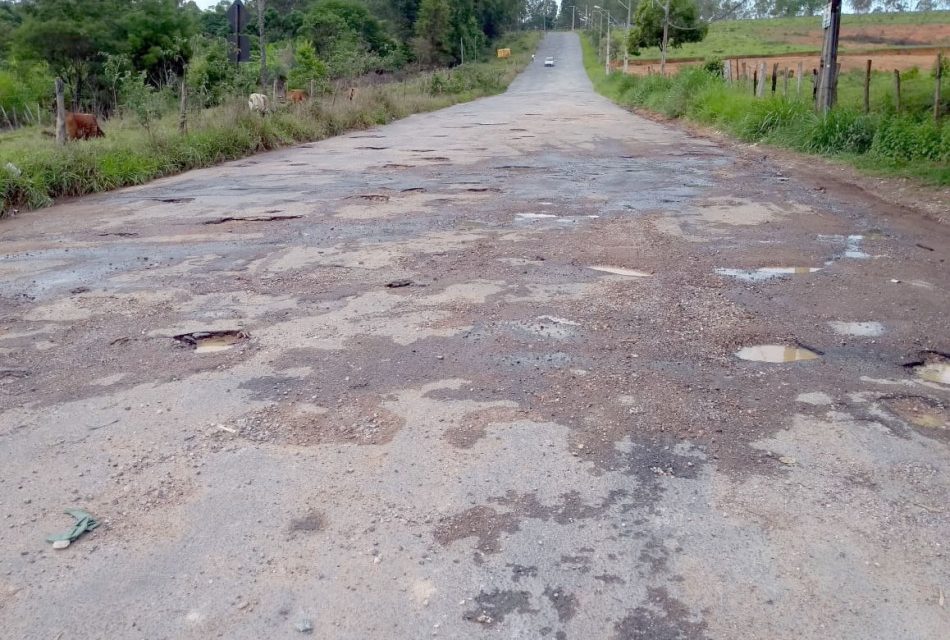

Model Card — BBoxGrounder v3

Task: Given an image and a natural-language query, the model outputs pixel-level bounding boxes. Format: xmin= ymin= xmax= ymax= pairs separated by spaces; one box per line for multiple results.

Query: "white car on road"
xmin=544 ymin=57 xmax=555 ymax=67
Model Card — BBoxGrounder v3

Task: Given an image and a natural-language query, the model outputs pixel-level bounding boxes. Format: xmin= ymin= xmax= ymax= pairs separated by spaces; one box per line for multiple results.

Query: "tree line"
xmin=0 ymin=0 xmax=533 ymax=114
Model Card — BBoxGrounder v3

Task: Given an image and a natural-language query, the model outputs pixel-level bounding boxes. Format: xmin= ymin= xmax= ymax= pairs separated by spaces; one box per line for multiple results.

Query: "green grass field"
xmin=626 ymin=10 xmax=950 ymax=61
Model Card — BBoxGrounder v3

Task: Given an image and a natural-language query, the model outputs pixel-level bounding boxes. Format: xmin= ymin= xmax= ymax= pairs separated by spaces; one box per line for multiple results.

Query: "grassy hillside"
xmin=629 ymin=10 xmax=950 ymax=61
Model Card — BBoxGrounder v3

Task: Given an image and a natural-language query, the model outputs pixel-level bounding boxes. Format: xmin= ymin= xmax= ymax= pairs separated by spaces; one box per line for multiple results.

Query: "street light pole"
xmin=617 ymin=0 xmax=632 ymax=75
xmin=606 ymin=13 xmax=611 ymax=76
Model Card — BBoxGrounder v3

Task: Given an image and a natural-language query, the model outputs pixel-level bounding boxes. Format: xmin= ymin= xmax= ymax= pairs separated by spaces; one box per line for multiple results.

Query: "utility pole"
xmin=572 ymin=6 xmax=576 ymax=31
xmin=660 ymin=0 xmax=671 ymax=76
xmin=817 ymin=0 xmax=842 ymax=113
xmin=618 ymin=0 xmax=632 ymax=75
xmin=257 ymin=0 xmax=266 ymax=91
xmin=606 ymin=13 xmax=611 ymax=75
xmin=461 ymin=37 xmax=465 ymax=65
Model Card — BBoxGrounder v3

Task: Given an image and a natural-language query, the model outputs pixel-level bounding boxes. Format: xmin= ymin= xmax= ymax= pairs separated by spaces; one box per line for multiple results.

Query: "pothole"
xmin=715 ymin=267 xmax=821 ymax=282
xmin=883 ymin=395 xmax=949 ymax=430
xmin=346 ymin=194 xmax=390 ymax=202
xmin=466 ymin=187 xmax=501 ymax=193
xmin=828 ymin=321 xmax=884 ymax=337
xmin=736 ymin=345 xmax=820 ymax=363
xmin=173 ymin=330 xmax=249 ymax=353
xmin=905 ymin=352 xmax=950 ymax=385
xmin=203 ymin=215 xmax=302 ymax=224
xmin=380 ymin=164 xmax=414 ymax=170
xmin=356 ymin=146 xmax=389 ymax=150
xmin=589 ymin=265 xmax=652 ymax=278
xmin=150 ymin=197 xmax=194 ymax=204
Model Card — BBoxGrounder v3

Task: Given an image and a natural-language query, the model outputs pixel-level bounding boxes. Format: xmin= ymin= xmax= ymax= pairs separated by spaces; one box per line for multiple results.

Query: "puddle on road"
xmin=828 ymin=321 xmax=885 ymax=337
xmin=916 ymin=362 xmax=950 ymax=385
xmin=174 ymin=330 xmax=249 ymax=354
xmin=516 ymin=213 xmax=557 ymax=220
xmin=884 ymin=395 xmax=949 ymax=430
xmin=736 ymin=345 xmax=820 ymax=363
xmin=589 ymin=265 xmax=652 ymax=278
xmin=903 ymin=352 xmax=950 ymax=386
xmin=716 ymin=267 xmax=821 ymax=282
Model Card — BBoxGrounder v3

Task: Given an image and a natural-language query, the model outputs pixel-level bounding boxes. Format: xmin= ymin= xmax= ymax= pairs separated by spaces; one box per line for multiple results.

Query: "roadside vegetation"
xmin=581 ymin=25 xmax=949 ymax=185
xmin=626 ymin=10 xmax=950 ymax=61
xmin=0 ymin=1 xmax=546 ymax=217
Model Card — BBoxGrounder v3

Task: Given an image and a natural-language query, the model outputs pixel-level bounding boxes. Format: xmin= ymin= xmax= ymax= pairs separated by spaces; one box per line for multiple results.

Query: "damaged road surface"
xmin=1 ymin=33 xmax=949 ymax=640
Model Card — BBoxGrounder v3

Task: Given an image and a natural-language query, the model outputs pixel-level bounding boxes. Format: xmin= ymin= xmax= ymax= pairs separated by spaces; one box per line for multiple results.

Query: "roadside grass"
xmin=0 ymin=31 xmax=540 ymax=218
xmin=627 ymin=11 xmax=950 ymax=62
xmin=582 ymin=36 xmax=949 ymax=186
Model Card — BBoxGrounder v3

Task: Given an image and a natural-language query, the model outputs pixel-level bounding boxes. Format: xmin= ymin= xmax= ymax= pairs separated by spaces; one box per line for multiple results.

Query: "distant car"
xmin=544 ymin=57 xmax=555 ymax=67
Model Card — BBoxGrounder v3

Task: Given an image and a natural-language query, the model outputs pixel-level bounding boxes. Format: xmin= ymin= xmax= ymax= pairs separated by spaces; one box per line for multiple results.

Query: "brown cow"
xmin=65 ymin=112 xmax=104 ymax=140
xmin=287 ymin=89 xmax=307 ymax=104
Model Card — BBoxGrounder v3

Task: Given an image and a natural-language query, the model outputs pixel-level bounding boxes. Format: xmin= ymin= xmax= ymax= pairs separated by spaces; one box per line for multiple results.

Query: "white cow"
xmin=248 ymin=93 xmax=269 ymax=115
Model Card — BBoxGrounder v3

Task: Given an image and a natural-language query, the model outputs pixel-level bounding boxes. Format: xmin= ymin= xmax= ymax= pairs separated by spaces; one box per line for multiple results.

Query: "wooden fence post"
xmin=757 ymin=62 xmax=767 ymax=97
xmin=935 ymin=53 xmax=943 ymax=122
xmin=752 ymin=68 xmax=758 ymax=96
xmin=771 ymin=62 xmax=778 ymax=94
xmin=783 ymin=68 xmax=789 ymax=96
xmin=179 ymin=80 xmax=188 ymax=134
xmin=894 ymin=69 xmax=901 ymax=114
xmin=863 ymin=59 xmax=871 ymax=114
xmin=741 ymin=61 xmax=747 ymax=85
xmin=55 ymin=77 xmax=66 ymax=145
xmin=796 ymin=61 xmax=803 ymax=97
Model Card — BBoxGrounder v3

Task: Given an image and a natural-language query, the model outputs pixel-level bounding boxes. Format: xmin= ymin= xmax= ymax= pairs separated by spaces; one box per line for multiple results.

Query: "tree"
xmin=628 ymin=0 xmax=707 ymax=56
xmin=414 ymin=0 xmax=452 ymax=65
xmin=288 ymin=40 xmax=328 ymax=91
xmin=557 ymin=0 xmax=578 ymax=29
xmin=119 ymin=0 xmax=196 ymax=86
xmin=13 ymin=0 xmax=119 ymax=108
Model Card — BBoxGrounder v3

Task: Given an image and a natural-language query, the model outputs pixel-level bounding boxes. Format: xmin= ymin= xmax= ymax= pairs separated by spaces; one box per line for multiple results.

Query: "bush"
xmin=803 ymin=109 xmax=876 ymax=154
xmin=871 ymin=116 xmax=948 ymax=162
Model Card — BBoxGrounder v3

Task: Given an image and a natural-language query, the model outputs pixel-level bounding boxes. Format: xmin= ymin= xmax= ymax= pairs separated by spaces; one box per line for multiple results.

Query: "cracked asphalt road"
xmin=1 ymin=33 xmax=949 ymax=640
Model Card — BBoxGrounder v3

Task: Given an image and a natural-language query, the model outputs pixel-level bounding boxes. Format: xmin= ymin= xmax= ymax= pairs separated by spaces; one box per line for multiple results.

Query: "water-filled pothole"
xmin=589 ymin=265 xmax=651 ymax=278
xmin=174 ymin=330 xmax=249 ymax=354
xmin=716 ymin=267 xmax=821 ymax=282
xmin=905 ymin=352 xmax=950 ymax=385
xmin=736 ymin=345 xmax=820 ymax=363
xmin=346 ymin=194 xmax=390 ymax=202
xmin=883 ymin=395 xmax=949 ymax=430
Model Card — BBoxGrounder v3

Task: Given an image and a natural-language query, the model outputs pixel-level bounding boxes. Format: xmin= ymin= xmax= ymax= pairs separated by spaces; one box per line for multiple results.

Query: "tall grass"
xmin=582 ymin=36 xmax=949 ymax=186
xmin=0 ymin=32 xmax=540 ymax=218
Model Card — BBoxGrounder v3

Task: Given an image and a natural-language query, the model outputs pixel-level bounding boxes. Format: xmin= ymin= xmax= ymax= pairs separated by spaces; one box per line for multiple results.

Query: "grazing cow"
xmin=65 ymin=112 xmax=104 ymax=140
xmin=287 ymin=90 xmax=307 ymax=104
xmin=248 ymin=93 xmax=269 ymax=114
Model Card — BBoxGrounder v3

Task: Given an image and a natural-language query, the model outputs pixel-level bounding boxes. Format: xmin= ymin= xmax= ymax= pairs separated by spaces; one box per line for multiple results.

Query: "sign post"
xmin=227 ymin=0 xmax=250 ymax=64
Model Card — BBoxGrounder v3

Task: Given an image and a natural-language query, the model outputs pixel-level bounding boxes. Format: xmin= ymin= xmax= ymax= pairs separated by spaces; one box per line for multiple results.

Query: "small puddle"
xmin=884 ymin=396 xmax=949 ymax=430
xmin=516 ymin=213 xmax=557 ymax=220
xmin=904 ymin=352 xmax=950 ymax=386
xmin=736 ymin=345 xmax=820 ymax=363
xmin=174 ymin=330 xmax=248 ymax=354
xmin=589 ymin=265 xmax=652 ymax=278
xmin=716 ymin=267 xmax=820 ymax=282
xmin=828 ymin=321 xmax=884 ymax=337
